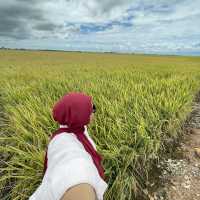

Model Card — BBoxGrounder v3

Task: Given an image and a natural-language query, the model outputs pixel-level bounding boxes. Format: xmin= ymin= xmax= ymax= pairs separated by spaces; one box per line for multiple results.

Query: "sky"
xmin=0 ymin=0 xmax=200 ymax=56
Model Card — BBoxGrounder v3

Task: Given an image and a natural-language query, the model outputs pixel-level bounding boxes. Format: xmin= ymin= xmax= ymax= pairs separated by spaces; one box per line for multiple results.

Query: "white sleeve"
xmin=45 ymin=133 xmax=108 ymax=200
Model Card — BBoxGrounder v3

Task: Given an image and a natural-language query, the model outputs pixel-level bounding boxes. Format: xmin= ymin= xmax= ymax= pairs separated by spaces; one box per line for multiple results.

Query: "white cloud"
xmin=0 ymin=0 xmax=200 ymax=55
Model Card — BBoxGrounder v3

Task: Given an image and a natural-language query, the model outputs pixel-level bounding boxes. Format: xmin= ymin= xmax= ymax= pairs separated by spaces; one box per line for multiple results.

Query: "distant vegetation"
xmin=0 ymin=50 xmax=200 ymax=200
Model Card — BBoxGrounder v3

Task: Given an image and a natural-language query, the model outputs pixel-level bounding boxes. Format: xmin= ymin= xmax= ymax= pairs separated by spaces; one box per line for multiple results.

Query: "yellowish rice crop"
xmin=0 ymin=50 xmax=200 ymax=199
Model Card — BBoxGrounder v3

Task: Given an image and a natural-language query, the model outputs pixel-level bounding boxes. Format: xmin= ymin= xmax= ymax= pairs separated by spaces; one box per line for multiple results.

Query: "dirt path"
xmin=149 ymin=95 xmax=200 ymax=200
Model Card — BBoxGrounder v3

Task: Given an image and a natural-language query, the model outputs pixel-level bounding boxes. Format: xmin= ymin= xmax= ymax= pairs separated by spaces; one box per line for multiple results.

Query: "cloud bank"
xmin=0 ymin=0 xmax=199 ymax=55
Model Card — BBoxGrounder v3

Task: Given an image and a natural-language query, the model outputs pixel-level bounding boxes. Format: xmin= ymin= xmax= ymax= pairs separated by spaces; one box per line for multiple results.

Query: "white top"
xmin=29 ymin=125 xmax=108 ymax=200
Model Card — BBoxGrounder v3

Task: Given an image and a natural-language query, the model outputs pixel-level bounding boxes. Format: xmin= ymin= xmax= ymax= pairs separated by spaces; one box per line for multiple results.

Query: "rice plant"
xmin=0 ymin=50 xmax=200 ymax=200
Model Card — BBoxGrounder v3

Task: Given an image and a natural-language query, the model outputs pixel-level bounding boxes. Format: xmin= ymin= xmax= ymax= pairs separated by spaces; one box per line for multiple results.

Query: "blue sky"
xmin=0 ymin=0 xmax=200 ymax=55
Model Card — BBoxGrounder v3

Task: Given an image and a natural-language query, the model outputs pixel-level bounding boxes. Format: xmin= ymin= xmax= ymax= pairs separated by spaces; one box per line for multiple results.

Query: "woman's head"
xmin=52 ymin=92 xmax=95 ymax=128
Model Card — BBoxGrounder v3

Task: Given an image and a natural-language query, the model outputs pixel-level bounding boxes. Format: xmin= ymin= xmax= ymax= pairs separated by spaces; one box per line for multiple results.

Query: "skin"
xmin=89 ymin=112 xmax=95 ymax=123
xmin=60 ymin=183 xmax=97 ymax=200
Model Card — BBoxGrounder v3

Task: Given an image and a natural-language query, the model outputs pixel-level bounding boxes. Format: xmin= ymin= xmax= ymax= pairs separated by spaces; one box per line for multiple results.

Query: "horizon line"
xmin=0 ymin=46 xmax=200 ymax=58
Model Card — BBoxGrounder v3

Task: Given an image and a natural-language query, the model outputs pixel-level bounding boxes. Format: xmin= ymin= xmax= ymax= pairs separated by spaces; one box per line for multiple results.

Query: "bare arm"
xmin=60 ymin=183 xmax=97 ymax=200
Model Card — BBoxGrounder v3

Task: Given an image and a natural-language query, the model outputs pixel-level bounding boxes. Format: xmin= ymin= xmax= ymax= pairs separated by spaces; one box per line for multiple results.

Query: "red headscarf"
xmin=43 ymin=92 xmax=105 ymax=180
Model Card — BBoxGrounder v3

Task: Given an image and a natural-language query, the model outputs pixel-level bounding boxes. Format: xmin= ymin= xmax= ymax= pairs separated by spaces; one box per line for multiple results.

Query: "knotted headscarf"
xmin=43 ymin=92 xmax=105 ymax=180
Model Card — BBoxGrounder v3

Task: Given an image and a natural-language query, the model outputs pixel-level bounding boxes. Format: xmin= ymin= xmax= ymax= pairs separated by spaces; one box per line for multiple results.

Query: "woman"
xmin=29 ymin=92 xmax=108 ymax=200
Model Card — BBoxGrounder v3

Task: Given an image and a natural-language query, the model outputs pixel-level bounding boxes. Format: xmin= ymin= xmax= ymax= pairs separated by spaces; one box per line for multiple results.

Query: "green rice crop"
xmin=0 ymin=50 xmax=200 ymax=200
